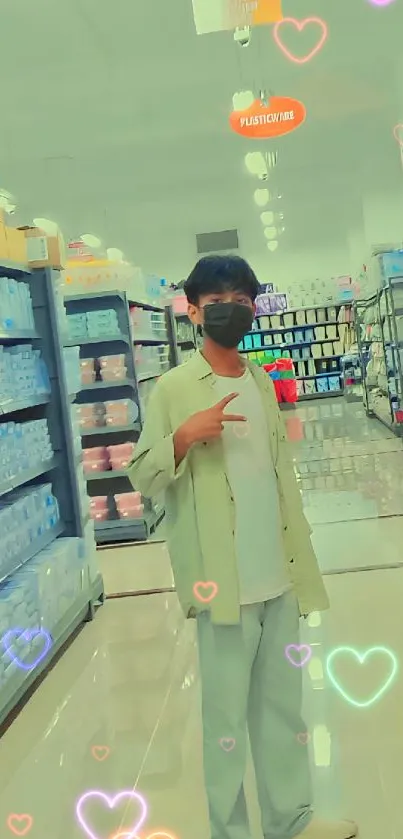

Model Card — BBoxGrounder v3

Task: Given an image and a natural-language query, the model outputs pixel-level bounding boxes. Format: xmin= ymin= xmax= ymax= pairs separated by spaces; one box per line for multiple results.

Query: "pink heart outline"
xmin=7 ymin=814 xmax=33 ymax=837
xmin=285 ymin=643 xmax=312 ymax=667
xmin=193 ymin=581 xmax=218 ymax=604
xmin=297 ymin=732 xmax=310 ymax=745
xmin=393 ymin=124 xmax=403 ymax=148
xmin=91 ymin=745 xmax=110 ymax=762
xmin=273 ymin=17 xmax=328 ymax=65
xmin=219 ymin=737 xmax=236 ymax=752
xmin=75 ymin=790 xmax=147 ymax=839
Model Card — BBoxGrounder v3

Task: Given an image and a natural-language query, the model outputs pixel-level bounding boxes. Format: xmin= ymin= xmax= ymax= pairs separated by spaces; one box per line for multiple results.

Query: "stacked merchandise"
xmin=262 ymin=357 xmax=297 ymax=404
xmin=0 ymin=261 xmax=103 ymax=725
xmin=130 ymin=304 xmax=170 ymax=381
xmin=355 ymin=266 xmax=403 ymax=434
xmin=238 ymin=303 xmax=353 ymax=400
xmin=64 ymin=291 xmax=171 ymax=543
xmin=175 ymin=314 xmax=197 ymax=362
xmin=341 ymin=349 xmax=362 ymax=402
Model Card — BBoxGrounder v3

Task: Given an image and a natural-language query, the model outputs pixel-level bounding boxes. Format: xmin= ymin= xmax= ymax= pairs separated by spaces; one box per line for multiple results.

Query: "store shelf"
xmin=137 ymin=372 xmax=161 ymax=383
xmin=94 ymin=508 xmax=165 ymax=544
xmin=86 ymin=469 xmax=128 ymax=481
xmin=128 ymin=298 xmax=165 ymax=313
xmin=0 ymin=455 xmax=59 ymax=499
xmin=0 ymin=581 xmax=102 ymax=727
xmin=299 ymin=390 xmax=343 ymax=400
xmin=0 ymin=260 xmax=32 ymax=278
xmin=0 ymin=329 xmax=39 ymax=342
xmin=297 ymin=372 xmax=341 ymax=380
xmin=0 ymin=393 xmax=50 ymax=416
xmin=65 ymin=291 xmax=177 ymax=544
xmin=252 ymin=321 xmax=340 ymax=335
xmin=79 ymin=379 xmax=135 ymax=392
xmin=0 ymin=520 xmax=64 ymax=586
xmin=64 ymin=333 xmax=130 ymax=347
xmin=80 ymin=422 xmax=141 ymax=437
xmin=133 ymin=337 xmax=169 ymax=345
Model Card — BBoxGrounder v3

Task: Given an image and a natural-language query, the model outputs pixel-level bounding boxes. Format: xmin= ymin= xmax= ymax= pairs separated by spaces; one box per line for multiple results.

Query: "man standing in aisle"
xmin=128 ymin=255 xmax=358 ymax=839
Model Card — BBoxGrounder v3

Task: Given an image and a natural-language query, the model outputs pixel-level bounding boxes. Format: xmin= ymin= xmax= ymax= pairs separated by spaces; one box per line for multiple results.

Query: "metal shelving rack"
xmin=0 ymin=261 xmax=104 ymax=727
xmin=356 ymin=280 xmax=403 ymax=436
xmin=64 ymin=291 xmax=178 ymax=544
xmin=238 ymin=302 xmax=352 ymax=401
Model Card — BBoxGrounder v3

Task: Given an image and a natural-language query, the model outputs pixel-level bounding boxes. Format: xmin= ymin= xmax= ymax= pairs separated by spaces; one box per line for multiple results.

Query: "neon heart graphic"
xmin=91 ymin=745 xmax=110 ymax=762
xmin=193 ymin=581 xmax=218 ymax=604
xmin=326 ymin=646 xmax=398 ymax=708
xmin=233 ymin=420 xmax=250 ymax=439
xmin=219 ymin=737 xmax=236 ymax=751
xmin=273 ymin=18 xmax=328 ymax=65
xmin=285 ymin=643 xmax=312 ymax=667
xmin=393 ymin=125 xmax=403 ymax=147
xmin=2 ymin=628 xmax=52 ymax=670
xmin=76 ymin=790 xmax=147 ymax=839
xmin=7 ymin=814 xmax=33 ymax=836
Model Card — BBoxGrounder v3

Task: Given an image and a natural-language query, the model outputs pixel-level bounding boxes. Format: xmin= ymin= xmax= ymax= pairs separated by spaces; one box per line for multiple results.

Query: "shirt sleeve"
xmin=127 ymin=379 xmax=189 ymax=497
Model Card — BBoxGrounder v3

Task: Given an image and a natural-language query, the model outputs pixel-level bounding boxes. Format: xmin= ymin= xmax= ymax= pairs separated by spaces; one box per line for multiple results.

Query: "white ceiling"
xmin=1 ymin=0 xmax=403 ymax=281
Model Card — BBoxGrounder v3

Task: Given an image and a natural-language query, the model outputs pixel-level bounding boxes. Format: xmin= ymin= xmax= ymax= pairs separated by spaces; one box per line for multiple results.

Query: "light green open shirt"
xmin=128 ymin=351 xmax=330 ymax=624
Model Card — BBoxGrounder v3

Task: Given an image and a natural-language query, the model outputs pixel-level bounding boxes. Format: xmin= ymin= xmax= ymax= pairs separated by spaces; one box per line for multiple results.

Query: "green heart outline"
xmin=326 ymin=645 xmax=398 ymax=708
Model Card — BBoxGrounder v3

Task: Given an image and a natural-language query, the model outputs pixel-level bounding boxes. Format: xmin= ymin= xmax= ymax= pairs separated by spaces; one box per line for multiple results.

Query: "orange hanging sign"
xmin=192 ymin=0 xmax=282 ymax=35
xmin=229 ymin=96 xmax=306 ymax=139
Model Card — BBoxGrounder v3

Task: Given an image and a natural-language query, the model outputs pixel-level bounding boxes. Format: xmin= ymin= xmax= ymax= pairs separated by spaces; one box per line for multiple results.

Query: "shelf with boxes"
xmin=63 ymin=291 xmax=174 ymax=543
xmin=238 ymin=302 xmax=353 ymax=400
xmin=356 ymin=270 xmax=403 ymax=435
xmin=0 ymin=260 xmax=103 ymax=726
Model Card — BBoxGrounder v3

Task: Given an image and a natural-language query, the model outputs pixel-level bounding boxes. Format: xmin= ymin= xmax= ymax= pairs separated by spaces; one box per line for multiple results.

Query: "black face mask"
xmin=202 ymin=302 xmax=254 ymax=349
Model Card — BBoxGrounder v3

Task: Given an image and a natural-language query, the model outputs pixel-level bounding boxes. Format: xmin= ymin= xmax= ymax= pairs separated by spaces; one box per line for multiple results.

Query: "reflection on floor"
xmin=1 ymin=398 xmax=403 ymax=839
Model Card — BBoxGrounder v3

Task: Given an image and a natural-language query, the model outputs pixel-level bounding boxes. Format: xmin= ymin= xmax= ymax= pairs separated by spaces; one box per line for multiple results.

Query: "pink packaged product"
xmin=104 ymin=399 xmax=137 ymax=426
xmin=98 ymin=354 xmax=126 ymax=369
xmin=115 ymin=492 xmax=144 ymax=519
xmin=83 ymin=458 xmax=110 ymax=474
xmin=80 ymin=359 xmax=96 ymax=372
xmin=107 ymin=442 xmax=135 ymax=470
xmin=90 ymin=496 xmax=109 ymax=522
xmin=100 ymin=366 xmax=128 ymax=382
xmin=81 ymin=369 xmax=97 ymax=385
xmin=83 ymin=447 xmax=108 ymax=462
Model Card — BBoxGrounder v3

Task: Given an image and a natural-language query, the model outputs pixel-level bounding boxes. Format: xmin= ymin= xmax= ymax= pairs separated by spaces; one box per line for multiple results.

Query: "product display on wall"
xmin=355 ymin=275 xmax=403 ymax=435
xmin=0 ymin=257 xmax=103 ymax=726
xmin=238 ymin=302 xmax=354 ymax=400
xmin=64 ymin=291 xmax=176 ymax=543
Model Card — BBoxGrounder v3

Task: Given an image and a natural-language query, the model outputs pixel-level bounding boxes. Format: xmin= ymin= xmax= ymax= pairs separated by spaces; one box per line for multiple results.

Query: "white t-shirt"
xmin=214 ymin=368 xmax=291 ymax=605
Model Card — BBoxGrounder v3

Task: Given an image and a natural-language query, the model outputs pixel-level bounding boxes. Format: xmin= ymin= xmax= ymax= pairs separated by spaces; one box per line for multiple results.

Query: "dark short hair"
xmin=184 ymin=255 xmax=260 ymax=305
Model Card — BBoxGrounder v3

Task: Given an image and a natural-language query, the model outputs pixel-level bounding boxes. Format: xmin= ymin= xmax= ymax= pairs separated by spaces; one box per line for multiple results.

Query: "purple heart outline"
xmin=285 ymin=643 xmax=312 ymax=668
xmin=2 ymin=628 xmax=52 ymax=671
xmin=75 ymin=789 xmax=148 ymax=839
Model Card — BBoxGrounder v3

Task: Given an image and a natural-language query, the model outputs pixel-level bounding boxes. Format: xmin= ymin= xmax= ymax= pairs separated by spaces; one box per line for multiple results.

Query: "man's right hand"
xmin=173 ymin=393 xmax=246 ymax=466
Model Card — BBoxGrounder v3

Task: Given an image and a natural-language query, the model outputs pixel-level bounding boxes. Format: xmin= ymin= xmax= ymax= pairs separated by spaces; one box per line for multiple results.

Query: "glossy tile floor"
xmin=1 ymin=398 xmax=403 ymax=839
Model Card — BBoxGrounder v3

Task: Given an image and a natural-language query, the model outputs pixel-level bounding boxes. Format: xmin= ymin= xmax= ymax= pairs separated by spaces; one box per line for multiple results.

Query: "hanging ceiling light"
xmin=107 ymin=247 xmax=124 ymax=262
xmin=264 ymin=226 xmax=278 ymax=240
xmin=33 ymin=218 xmax=59 ymax=234
xmin=267 ymin=241 xmax=278 ymax=252
xmin=254 ymin=188 xmax=271 ymax=207
xmin=81 ymin=234 xmax=102 ymax=249
xmin=245 ymin=152 xmax=267 ymax=177
xmin=0 ymin=189 xmax=16 ymax=215
xmin=260 ymin=211 xmax=274 ymax=225
xmin=232 ymin=90 xmax=255 ymax=111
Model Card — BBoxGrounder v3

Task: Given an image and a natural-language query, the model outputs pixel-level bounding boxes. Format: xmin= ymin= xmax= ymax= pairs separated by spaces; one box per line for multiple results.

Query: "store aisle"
xmin=1 ymin=571 xmax=402 ymax=839
xmin=1 ymin=398 xmax=403 ymax=839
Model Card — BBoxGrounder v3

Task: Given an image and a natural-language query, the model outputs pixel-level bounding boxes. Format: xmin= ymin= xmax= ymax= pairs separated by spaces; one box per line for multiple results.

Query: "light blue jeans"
xmin=196 ymin=592 xmax=313 ymax=839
